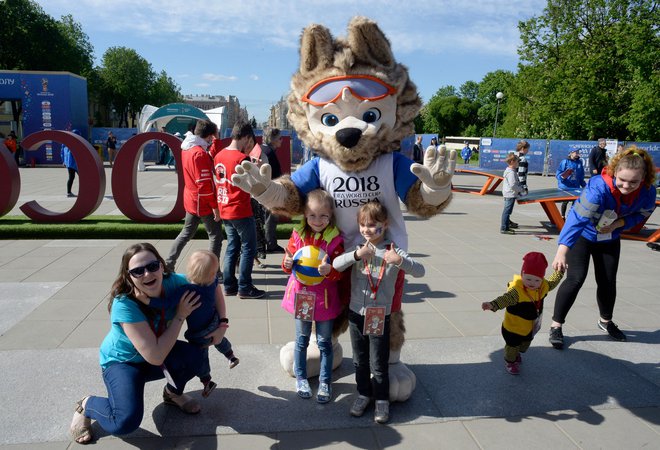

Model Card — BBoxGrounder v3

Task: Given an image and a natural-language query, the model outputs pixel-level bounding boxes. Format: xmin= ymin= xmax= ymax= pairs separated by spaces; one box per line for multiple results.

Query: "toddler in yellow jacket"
xmin=482 ymin=252 xmax=564 ymax=375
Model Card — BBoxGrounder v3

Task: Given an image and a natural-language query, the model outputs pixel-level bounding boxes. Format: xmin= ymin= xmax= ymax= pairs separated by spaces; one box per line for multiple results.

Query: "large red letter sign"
xmin=19 ymin=131 xmax=105 ymax=222
xmin=112 ymin=132 xmax=185 ymax=222
xmin=0 ymin=142 xmax=20 ymax=216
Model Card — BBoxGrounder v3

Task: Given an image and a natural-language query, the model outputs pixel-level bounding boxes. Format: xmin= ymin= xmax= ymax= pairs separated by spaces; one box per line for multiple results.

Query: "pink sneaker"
xmin=505 ymin=361 xmax=520 ymax=375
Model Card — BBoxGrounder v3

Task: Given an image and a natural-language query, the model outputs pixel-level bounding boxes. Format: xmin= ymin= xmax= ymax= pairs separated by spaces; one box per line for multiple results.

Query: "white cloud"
xmin=201 ymin=73 xmax=238 ymax=82
xmin=36 ymin=0 xmax=545 ymax=56
xmin=249 ymin=74 xmax=259 ymax=81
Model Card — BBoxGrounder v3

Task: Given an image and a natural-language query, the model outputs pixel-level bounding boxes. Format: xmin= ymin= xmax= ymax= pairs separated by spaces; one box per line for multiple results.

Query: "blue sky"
xmin=35 ymin=0 xmax=547 ymax=124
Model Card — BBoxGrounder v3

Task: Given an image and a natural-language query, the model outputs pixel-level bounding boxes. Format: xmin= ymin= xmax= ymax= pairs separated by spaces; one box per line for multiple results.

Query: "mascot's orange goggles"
xmin=301 ymin=75 xmax=396 ymax=106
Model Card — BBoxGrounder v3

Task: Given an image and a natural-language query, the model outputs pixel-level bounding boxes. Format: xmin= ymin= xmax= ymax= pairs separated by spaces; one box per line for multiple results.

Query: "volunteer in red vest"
xmin=166 ymin=120 xmax=222 ymax=274
xmin=213 ymin=120 xmax=265 ymax=299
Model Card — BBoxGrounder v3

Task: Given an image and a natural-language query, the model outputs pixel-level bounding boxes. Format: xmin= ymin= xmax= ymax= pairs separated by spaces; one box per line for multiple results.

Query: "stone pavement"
xmin=1 ymin=166 xmax=659 ymax=449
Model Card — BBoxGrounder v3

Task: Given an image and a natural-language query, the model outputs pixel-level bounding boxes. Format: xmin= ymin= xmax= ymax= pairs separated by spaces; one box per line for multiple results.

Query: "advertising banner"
xmin=478 ymin=138 xmax=546 ymax=173
xmin=547 ymin=140 xmax=595 ymax=176
xmin=0 ymin=71 xmax=89 ymax=164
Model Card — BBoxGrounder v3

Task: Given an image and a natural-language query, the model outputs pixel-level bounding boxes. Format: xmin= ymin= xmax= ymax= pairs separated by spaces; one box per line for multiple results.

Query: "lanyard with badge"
xmin=525 ymin=286 xmax=543 ymax=336
xmin=362 ymin=242 xmax=387 ymax=336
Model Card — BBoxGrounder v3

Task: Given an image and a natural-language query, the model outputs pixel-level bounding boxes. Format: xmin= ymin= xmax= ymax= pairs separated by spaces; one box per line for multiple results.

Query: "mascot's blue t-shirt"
xmin=291 ymin=153 xmax=417 ymax=250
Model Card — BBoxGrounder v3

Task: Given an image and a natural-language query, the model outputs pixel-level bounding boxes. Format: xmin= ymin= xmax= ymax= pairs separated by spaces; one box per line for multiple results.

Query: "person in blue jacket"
xmin=61 ymin=129 xmax=80 ymax=197
xmin=548 ymin=147 xmax=657 ymax=349
xmin=556 ymin=149 xmax=587 ymax=218
xmin=460 ymin=143 xmax=472 ymax=165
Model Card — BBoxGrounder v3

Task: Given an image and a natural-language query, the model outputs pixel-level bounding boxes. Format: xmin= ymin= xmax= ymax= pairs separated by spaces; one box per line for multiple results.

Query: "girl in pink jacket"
xmin=281 ymin=189 xmax=344 ymax=404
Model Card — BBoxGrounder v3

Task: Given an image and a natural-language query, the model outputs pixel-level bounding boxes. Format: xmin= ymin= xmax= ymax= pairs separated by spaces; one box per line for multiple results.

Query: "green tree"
xmin=99 ymin=47 xmax=154 ymax=127
xmin=0 ymin=0 xmax=92 ymax=72
xmin=515 ymin=0 xmax=659 ymax=141
xmin=476 ymin=70 xmax=515 ymax=137
xmin=459 ymin=81 xmax=480 ymax=102
xmin=149 ymin=70 xmax=183 ymax=106
xmin=0 ymin=0 xmax=95 ymax=125
xmin=422 ymin=85 xmax=479 ymax=137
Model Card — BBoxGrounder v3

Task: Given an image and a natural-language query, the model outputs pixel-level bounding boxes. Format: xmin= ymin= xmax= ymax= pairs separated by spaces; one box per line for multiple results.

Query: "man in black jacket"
xmin=261 ymin=128 xmax=285 ymax=253
xmin=588 ymin=138 xmax=608 ymax=176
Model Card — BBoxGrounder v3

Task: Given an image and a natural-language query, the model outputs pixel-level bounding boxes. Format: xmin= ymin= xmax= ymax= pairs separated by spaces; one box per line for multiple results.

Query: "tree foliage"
xmin=1 ymin=1 xmax=183 ymax=127
xmin=0 ymin=0 xmax=94 ymax=75
xmin=149 ymin=70 xmax=183 ymax=107
xmin=513 ymin=0 xmax=659 ymax=141
xmin=418 ymin=1 xmax=657 ymax=141
xmin=99 ymin=47 xmax=154 ymax=127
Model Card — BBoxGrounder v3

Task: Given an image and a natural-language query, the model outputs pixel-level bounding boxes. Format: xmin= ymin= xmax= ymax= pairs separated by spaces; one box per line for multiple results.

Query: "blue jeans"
xmin=348 ymin=310 xmax=390 ymax=400
xmin=294 ymin=318 xmax=334 ymax=384
xmin=84 ymin=341 xmax=202 ymax=436
xmin=197 ymin=337 xmax=234 ymax=380
xmin=222 ymin=216 xmax=257 ymax=293
xmin=501 ymin=197 xmax=516 ymax=231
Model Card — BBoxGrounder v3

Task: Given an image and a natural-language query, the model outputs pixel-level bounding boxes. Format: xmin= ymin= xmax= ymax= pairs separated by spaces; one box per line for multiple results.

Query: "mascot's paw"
xmin=411 ymin=147 xmax=456 ymax=205
xmin=388 ymin=349 xmax=416 ymax=402
xmin=279 ymin=337 xmax=343 ymax=378
xmin=232 ymin=161 xmax=272 ymax=197
xmin=411 ymin=146 xmax=457 ymax=191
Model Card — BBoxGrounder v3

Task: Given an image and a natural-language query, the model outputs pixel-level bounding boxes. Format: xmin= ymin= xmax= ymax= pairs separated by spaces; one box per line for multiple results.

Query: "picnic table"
xmin=453 ymin=166 xmax=505 ymax=195
xmin=516 ymin=187 xmax=582 ymax=230
xmin=517 ymin=188 xmax=660 ymax=243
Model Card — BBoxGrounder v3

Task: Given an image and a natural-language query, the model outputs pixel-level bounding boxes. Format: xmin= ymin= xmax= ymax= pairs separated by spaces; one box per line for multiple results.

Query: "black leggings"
xmin=552 ymin=236 xmax=620 ymax=324
xmin=66 ymin=168 xmax=77 ymax=194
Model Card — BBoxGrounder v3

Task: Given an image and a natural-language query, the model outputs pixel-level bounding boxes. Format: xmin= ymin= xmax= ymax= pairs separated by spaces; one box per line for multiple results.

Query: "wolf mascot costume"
xmin=233 ymin=17 xmax=456 ymax=401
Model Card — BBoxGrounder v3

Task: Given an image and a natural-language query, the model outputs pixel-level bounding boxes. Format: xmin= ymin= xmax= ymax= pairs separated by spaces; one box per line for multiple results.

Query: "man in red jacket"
xmin=166 ymin=120 xmax=222 ymax=273
xmin=214 ymin=120 xmax=265 ymax=299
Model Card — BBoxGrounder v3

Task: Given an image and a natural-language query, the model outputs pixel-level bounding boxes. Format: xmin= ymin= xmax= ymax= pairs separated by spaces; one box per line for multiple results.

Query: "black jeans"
xmin=348 ymin=310 xmax=390 ymax=401
xmin=66 ymin=168 xmax=77 ymax=194
xmin=552 ymin=236 xmax=620 ymax=324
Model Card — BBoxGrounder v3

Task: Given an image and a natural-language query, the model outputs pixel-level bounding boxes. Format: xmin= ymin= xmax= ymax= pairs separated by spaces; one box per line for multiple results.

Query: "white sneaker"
xmin=374 ymin=400 xmax=390 ymax=424
xmin=296 ymin=379 xmax=312 ymax=399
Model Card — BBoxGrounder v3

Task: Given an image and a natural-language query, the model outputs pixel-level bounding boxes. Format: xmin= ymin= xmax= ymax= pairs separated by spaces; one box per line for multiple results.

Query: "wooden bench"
xmin=453 ymin=166 xmax=505 ymax=195
xmin=517 ymin=188 xmax=660 ymax=243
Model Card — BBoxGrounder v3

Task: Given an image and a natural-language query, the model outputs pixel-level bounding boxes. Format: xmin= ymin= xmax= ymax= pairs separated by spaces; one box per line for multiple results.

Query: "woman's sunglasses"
xmin=128 ymin=260 xmax=162 ymax=278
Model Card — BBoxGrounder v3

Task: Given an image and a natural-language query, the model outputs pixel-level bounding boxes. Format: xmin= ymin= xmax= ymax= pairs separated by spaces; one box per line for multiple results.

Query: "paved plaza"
xmin=1 ymin=166 xmax=659 ymax=449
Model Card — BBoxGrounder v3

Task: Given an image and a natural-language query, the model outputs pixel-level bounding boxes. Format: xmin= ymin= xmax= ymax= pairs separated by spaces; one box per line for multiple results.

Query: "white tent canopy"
xmin=137 ymin=103 xmax=209 ymax=133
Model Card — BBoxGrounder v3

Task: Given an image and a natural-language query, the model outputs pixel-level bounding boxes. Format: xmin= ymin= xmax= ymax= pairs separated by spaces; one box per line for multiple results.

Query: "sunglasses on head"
xmin=128 ymin=260 xmax=161 ymax=278
xmin=301 ymin=75 xmax=396 ymax=107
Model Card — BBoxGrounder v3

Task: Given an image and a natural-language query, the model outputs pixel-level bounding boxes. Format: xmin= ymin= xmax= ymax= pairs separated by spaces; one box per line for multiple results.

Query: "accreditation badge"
xmin=294 ymin=290 xmax=316 ymax=322
xmin=363 ymin=306 xmax=386 ymax=336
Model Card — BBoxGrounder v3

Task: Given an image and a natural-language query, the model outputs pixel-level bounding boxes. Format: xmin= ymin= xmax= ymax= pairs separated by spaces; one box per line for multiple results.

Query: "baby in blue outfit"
xmin=149 ymin=250 xmax=238 ymax=397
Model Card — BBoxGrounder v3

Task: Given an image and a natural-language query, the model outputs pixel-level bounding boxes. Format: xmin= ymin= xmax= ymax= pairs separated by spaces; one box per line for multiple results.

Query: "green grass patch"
xmin=0 ymin=215 xmax=295 ymax=240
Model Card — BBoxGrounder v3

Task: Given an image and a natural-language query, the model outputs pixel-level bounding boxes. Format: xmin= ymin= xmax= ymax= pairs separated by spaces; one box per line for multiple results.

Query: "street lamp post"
xmin=493 ymin=91 xmax=504 ymax=137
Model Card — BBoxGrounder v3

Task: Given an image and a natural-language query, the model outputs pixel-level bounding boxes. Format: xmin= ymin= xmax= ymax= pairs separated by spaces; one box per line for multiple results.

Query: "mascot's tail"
xmin=390 ymin=311 xmax=406 ymax=351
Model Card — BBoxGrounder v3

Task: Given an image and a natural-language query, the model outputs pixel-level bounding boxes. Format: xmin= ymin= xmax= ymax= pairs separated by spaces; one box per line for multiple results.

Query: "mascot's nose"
xmin=335 ymin=128 xmax=362 ymax=148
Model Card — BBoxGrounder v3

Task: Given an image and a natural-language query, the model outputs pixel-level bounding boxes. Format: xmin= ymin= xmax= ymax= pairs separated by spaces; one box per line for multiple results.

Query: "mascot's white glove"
xmin=231 ymin=161 xmax=289 ymax=209
xmin=410 ymin=146 xmax=456 ymax=206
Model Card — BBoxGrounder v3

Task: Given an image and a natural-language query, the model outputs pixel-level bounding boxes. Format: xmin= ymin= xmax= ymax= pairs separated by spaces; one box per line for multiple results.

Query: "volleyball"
xmin=292 ymin=245 xmax=327 ymax=286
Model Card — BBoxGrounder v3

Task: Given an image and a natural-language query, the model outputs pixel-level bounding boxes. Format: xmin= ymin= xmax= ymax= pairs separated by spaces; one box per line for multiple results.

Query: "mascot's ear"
xmin=347 ymin=16 xmax=394 ymax=68
xmin=300 ymin=24 xmax=334 ymax=75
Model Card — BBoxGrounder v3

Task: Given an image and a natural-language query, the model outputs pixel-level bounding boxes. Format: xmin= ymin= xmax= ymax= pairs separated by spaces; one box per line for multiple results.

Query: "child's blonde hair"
xmin=186 ymin=250 xmax=218 ymax=286
xmin=606 ymin=146 xmax=656 ymax=188
xmin=505 ymin=153 xmax=519 ymax=165
xmin=357 ymin=201 xmax=388 ymax=225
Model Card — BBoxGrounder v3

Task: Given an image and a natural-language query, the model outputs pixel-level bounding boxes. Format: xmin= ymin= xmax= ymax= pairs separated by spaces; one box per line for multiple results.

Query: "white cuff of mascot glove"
xmin=420 ymin=183 xmax=451 ymax=206
xmin=254 ymin=182 xmax=290 ymax=210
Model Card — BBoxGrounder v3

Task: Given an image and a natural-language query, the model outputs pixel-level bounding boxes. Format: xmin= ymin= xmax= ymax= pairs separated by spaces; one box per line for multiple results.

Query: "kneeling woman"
xmin=70 ymin=243 xmax=224 ymax=444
